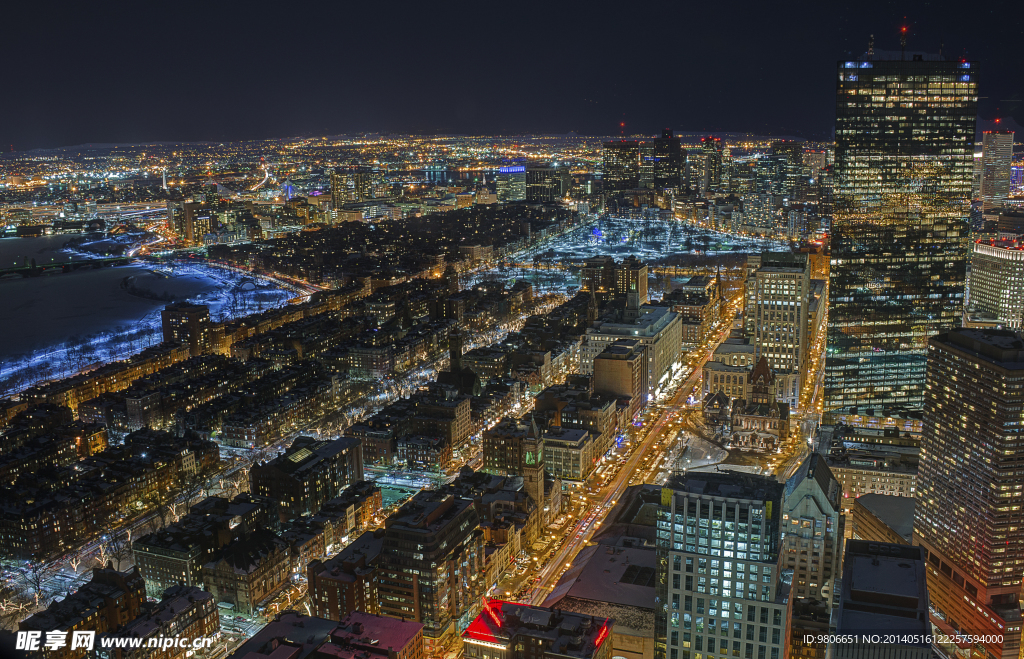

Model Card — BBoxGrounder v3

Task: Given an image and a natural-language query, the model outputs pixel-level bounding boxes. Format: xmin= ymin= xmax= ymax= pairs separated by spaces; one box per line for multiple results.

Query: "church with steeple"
xmin=480 ymin=414 xmax=563 ymax=524
xmin=728 ymin=355 xmax=790 ymax=451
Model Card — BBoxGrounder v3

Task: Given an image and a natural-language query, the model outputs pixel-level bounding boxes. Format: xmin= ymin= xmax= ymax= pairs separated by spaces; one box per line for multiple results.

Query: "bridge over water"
xmin=0 ymin=256 xmax=135 ymax=278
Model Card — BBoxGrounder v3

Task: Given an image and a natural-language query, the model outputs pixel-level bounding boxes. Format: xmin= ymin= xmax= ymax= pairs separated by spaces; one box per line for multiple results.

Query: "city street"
xmin=522 ymin=295 xmax=743 ymax=605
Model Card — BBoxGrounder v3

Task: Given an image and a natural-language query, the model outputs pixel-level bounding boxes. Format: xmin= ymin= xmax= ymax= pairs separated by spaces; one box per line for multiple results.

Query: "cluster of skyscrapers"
xmin=821 ymin=45 xmax=1023 ymax=659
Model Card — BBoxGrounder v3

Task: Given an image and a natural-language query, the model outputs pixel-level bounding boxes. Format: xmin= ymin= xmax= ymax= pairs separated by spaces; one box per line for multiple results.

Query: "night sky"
xmin=3 ymin=0 xmax=1021 ymax=150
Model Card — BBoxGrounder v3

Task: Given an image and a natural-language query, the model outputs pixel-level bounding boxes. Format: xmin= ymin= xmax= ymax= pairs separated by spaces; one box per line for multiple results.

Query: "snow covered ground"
xmin=0 ymin=235 xmax=94 ymax=266
xmin=0 ymin=262 xmax=293 ymax=395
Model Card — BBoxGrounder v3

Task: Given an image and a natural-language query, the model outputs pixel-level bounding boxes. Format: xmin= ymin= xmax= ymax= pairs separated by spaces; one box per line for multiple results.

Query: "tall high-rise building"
xmin=582 ymin=306 xmax=682 ymax=403
xmin=525 ymin=163 xmax=569 ymax=202
xmin=696 ymin=137 xmax=723 ymax=195
xmin=747 ymin=252 xmax=815 ymax=409
xmin=824 ymin=50 xmax=978 ymax=425
xmin=782 ymin=455 xmax=843 ymax=659
xmin=981 ymin=130 xmax=1015 ymax=213
xmin=914 ymin=328 xmax=1024 ymax=659
xmin=656 ymin=129 xmax=686 ymax=189
xmin=580 ymin=255 xmax=648 ymax=305
xmin=496 ymin=165 xmax=526 ymax=202
xmin=181 ymin=201 xmax=212 ymax=245
xmin=331 ymin=165 xmax=378 ymax=207
xmin=655 ymin=471 xmax=788 ymax=659
xmin=640 ymin=129 xmax=686 ymax=191
xmin=581 ymin=255 xmax=617 ymax=299
xmin=378 ymin=489 xmax=485 ymax=659
xmin=593 ymin=338 xmax=646 ymax=421
xmin=330 ymin=168 xmax=348 ymax=208
xmin=966 ymin=239 xmax=1024 ymax=328
xmin=616 ymin=255 xmax=649 ymax=306
xmin=782 ymin=454 xmax=843 ymax=602
xmin=602 ymin=141 xmax=642 ymax=191
xmin=605 ymin=133 xmax=685 ymax=193
xmin=161 ymin=302 xmax=211 ymax=357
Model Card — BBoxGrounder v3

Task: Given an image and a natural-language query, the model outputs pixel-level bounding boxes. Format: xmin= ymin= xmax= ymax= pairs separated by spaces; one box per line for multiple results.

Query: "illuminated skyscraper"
xmin=655 ymin=471 xmax=788 ymax=659
xmin=748 ymin=252 xmax=813 ymax=409
xmin=695 ymin=136 xmax=723 ymax=195
xmin=378 ymin=489 xmax=484 ymax=658
xmin=966 ymin=239 xmax=1024 ymax=328
xmin=644 ymin=129 xmax=686 ymax=190
xmin=824 ymin=50 xmax=977 ymax=425
xmin=525 ymin=163 xmax=569 ymax=202
xmin=604 ymin=133 xmax=685 ymax=193
xmin=914 ymin=328 xmax=1024 ymax=659
xmin=331 ymin=165 xmax=377 ymax=206
xmin=1012 ymin=163 xmax=1024 ymax=195
xmin=181 ymin=201 xmax=212 ymax=245
xmin=602 ymin=140 xmax=641 ymax=191
xmin=496 ymin=165 xmax=526 ymax=202
xmin=580 ymin=255 xmax=648 ymax=304
xmin=981 ymin=130 xmax=1015 ymax=212
xmin=616 ymin=255 xmax=649 ymax=306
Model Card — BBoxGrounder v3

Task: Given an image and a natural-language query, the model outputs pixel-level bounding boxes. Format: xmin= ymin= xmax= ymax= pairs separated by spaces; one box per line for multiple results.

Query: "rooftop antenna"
xmin=867 ymin=34 xmax=874 ymax=59
xmin=900 ymin=23 xmax=907 ymax=60
xmin=938 ymin=40 xmax=944 ymax=60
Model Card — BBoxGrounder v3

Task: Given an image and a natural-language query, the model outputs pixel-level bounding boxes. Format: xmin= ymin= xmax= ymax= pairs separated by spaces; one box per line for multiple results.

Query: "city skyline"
xmin=3 ymin=8 xmax=1024 ymax=659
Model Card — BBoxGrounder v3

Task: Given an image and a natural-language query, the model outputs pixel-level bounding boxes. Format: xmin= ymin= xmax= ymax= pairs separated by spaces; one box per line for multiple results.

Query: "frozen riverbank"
xmin=0 ymin=263 xmax=294 ymax=395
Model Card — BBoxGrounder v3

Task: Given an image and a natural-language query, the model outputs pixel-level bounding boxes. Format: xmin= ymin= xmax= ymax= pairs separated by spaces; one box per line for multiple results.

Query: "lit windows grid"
xmin=657 ymin=496 xmax=785 ymax=659
xmin=916 ymin=339 xmax=1024 ymax=592
xmin=968 ymin=244 xmax=1024 ymax=329
xmin=826 ymin=58 xmax=977 ymax=420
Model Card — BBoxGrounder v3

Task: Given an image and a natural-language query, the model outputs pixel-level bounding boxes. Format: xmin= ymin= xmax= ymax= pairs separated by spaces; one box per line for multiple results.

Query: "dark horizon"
xmin=2 ymin=0 xmax=1021 ymax=151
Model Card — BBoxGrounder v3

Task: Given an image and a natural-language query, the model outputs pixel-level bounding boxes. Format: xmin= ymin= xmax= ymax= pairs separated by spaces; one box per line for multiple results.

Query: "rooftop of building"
xmin=837 ymin=540 xmax=929 ymax=638
xmin=972 ymin=237 xmax=1024 ymax=252
xmin=543 ymin=542 xmax=657 ymax=612
xmin=542 ymin=426 xmax=590 ymax=446
xmin=257 ymin=436 xmax=359 ymax=476
xmin=785 ymin=454 xmax=841 ymax=513
xmin=714 ymin=338 xmax=754 ymax=354
xmin=386 ymin=489 xmax=474 ymax=533
xmin=930 ymin=329 xmax=1024 ymax=372
xmin=588 ymin=304 xmax=677 ymax=336
xmin=680 ymin=275 xmax=714 ymax=288
xmin=845 ymin=50 xmax=960 ymax=63
xmin=665 ymin=470 xmax=784 ymax=503
xmin=205 ymin=529 xmax=285 ymax=575
xmin=594 ymin=342 xmax=642 ymax=359
xmin=116 ymin=586 xmax=213 ymax=641
xmin=331 ymin=611 xmax=423 ymax=653
xmin=854 ymin=494 xmax=915 ymax=542
xmin=21 ymin=566 xmax=144 ymax=632
xmin=463 ymin=600 xmax=613 ymax=658
xmin=225 ymin=612 xmax=340 ymax=659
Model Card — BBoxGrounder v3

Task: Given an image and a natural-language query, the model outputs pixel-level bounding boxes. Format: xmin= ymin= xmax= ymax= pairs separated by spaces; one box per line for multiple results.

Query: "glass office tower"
xmin=914 ymin=329 xmax=1024 ymax=659
xmin=824 ymin=50 xmax=978 ymax=425
xmin=602 ymin=140 xmax=641 ymax=191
